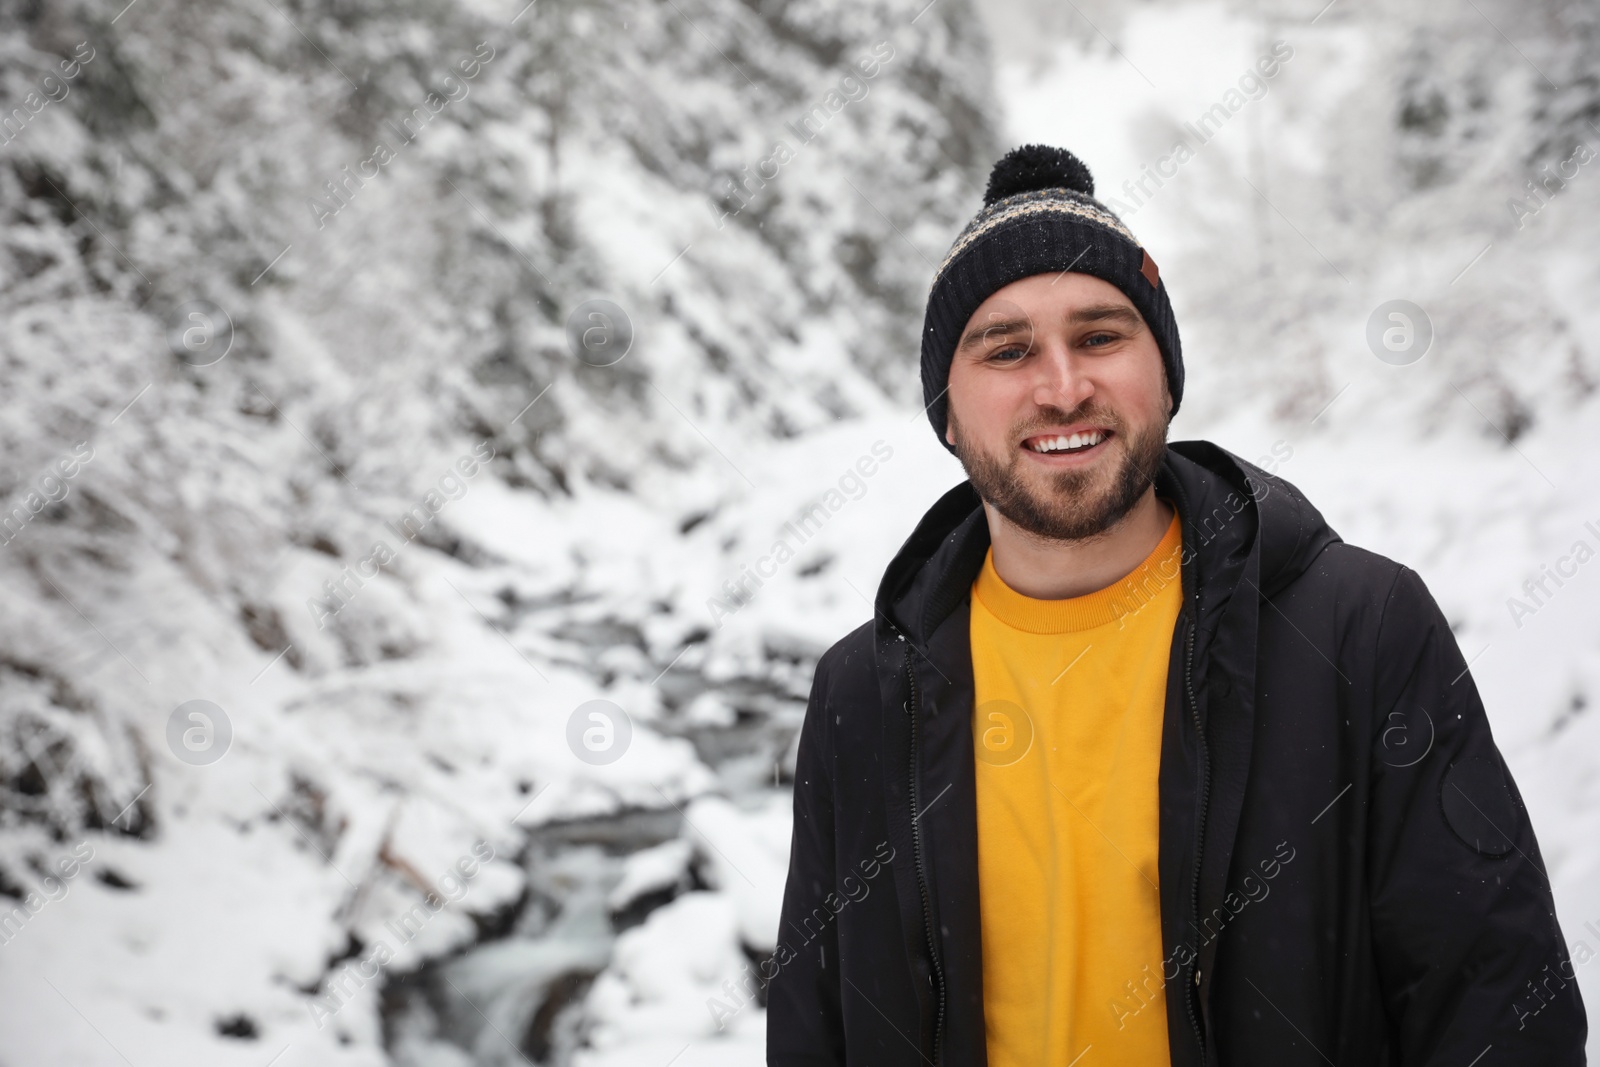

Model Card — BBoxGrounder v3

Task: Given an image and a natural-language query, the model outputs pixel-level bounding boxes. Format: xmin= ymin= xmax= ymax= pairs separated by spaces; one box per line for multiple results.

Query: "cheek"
xmin=1112 ymin=344 xmax=1169 ymax=416
xmin=949 ymin=375 xmax=1019 ymax=447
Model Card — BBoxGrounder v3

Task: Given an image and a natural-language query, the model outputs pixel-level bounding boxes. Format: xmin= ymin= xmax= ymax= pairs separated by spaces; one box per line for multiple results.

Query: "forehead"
xmin=961 ymin=271 xmax=1133 ymax=333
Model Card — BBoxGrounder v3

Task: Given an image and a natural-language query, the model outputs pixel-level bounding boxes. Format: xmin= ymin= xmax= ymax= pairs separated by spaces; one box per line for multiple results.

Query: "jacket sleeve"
xmin=1366 ymin=565 xmax=1587 ymax=1064
xmin=766 ymin=649 xmax=845 ymax=1065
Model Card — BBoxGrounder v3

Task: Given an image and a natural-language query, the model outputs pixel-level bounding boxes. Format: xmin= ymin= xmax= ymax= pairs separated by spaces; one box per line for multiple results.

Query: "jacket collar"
xmin=874 ymin=439 xmax=1339 ymax=646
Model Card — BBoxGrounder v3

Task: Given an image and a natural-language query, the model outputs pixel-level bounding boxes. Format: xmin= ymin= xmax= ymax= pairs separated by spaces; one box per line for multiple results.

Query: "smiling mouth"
xmin=1022 ymin=429 xmax=1113 ymax=457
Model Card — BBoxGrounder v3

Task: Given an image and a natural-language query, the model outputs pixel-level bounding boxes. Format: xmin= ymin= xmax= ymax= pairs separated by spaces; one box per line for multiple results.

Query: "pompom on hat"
xmin=920 ymin=144 xmax=1183 ymax=454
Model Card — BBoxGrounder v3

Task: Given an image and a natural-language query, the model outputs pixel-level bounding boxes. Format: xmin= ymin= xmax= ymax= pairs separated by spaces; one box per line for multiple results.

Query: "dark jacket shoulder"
xmin=812 ymin=618 xmax=876 ymax=706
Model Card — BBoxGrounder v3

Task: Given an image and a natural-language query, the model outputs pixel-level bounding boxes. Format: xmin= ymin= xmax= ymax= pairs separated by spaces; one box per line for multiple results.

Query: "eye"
xmin=986 ymin=344 xmax=1030 ymax=363
xmin=1082 ymin=331 xmax=1118 ymax=348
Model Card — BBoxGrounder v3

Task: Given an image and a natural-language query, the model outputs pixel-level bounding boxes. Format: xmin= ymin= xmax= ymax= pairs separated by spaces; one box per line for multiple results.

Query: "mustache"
xmin=1014 ymin=406 xmax=1121 ymax=438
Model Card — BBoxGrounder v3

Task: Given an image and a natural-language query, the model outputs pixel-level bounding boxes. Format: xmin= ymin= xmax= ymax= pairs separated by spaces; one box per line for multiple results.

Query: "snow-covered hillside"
xmin=1 ymin=0 xmax=1597 ymax=1063
xmin=0 ymin=0 xmax=996 ymax=1062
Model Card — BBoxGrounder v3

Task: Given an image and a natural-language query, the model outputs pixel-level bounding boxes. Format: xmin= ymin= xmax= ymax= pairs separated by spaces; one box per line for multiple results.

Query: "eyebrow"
xmin=1066 ymin=303 xmax=1143 ymax=328
xmin=955 ymin=303 xmax=1143 ymax=353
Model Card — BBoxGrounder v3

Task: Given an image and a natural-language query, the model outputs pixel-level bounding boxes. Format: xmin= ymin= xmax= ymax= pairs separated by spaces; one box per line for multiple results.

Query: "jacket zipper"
xmin=1183 ymin=599 xmax=1211 ymax=1063
xmin=903 ymin=643 xmax=946 ymax=1065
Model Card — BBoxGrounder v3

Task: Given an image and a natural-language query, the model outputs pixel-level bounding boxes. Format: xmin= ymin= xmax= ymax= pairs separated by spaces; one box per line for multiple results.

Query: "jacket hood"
xmin=874 ymin=439 xmax=1342 ymax=646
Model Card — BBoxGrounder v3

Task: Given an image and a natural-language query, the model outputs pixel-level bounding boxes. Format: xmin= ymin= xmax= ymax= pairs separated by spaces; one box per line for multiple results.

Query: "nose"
xmin=1030 ymin=340 xmax=1094 ymax=412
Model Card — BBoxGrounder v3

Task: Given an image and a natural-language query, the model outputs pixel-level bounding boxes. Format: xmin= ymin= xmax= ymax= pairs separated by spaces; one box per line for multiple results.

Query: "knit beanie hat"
xmin=921 ymin=144 xmax=1183 ymax=454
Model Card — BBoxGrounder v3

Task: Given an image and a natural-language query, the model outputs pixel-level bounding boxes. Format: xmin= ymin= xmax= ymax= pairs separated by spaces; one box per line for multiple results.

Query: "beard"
xmin=948 ymin=401 xmax=1170 ymax=543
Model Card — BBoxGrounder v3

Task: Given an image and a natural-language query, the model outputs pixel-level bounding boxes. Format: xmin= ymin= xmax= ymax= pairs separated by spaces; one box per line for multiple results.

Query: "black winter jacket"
xmin=767 ymin=440 xmax=1586 ymax=1066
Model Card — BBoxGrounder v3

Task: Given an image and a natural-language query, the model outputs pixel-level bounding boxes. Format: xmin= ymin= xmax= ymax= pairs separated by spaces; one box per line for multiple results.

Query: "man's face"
xmin=945 ymin=271 xmax=1172 ymax=543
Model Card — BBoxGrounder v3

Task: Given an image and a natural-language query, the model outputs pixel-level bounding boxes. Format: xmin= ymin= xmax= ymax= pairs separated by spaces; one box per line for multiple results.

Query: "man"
xmin=765 ymin=144 xmax=1586 ymax=1065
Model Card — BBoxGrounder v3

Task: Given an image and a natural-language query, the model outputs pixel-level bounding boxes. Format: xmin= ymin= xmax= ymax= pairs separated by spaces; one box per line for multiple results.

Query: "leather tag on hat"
xmin=1140 ymin=249 xmax=1160 ymax=288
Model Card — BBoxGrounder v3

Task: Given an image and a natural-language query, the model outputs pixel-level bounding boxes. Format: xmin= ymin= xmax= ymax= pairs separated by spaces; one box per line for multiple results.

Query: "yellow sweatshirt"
xmin=969 ymin=507 xmax=1183 ymax=1065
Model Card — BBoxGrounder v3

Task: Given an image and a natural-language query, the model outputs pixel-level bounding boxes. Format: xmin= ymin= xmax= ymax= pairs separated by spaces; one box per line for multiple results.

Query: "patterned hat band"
xmin=931 ymin=188 xmax=1141 ymax=286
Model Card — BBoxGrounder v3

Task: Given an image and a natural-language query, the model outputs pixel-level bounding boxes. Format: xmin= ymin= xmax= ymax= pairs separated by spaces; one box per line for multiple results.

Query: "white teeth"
xmin=1030 ymin=430 xmax=1105 ymax=453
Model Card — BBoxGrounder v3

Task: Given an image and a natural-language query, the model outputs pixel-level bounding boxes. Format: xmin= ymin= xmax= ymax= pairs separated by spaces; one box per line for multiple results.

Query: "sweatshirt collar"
xmin=972 ymin=508 xmax=1182 ymax=634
